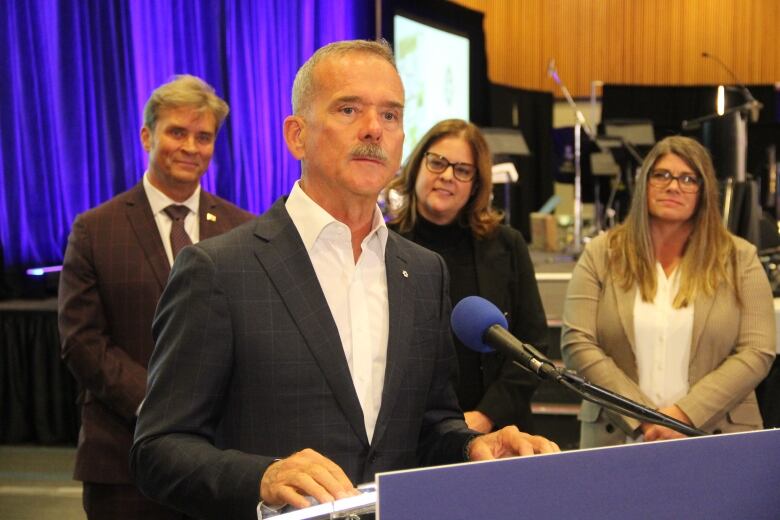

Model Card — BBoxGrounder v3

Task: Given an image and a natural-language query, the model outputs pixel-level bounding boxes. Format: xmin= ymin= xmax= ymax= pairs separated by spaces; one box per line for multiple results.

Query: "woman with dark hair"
xmin=386 ymin=118 xmax=549 ymax=434
xmin=561 ymin=135 xmax=776 ymax=448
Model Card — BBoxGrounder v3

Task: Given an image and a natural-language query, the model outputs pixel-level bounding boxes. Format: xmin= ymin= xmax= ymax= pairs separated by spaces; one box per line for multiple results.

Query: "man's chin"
xmin=351 ymin=174 xmax=393 ymax=198
xmin=170 ymin=168 xmax=206 ymax=183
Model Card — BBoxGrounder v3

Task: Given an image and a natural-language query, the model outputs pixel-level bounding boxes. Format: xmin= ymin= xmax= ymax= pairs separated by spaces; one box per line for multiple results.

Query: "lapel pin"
xmin=402 ymin=270 xmax=408 ymax=278
xmin=206 ymin=212 xmax=217 ymax=222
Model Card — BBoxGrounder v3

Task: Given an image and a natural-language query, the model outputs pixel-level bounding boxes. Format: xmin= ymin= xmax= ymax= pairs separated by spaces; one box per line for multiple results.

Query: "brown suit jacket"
xmin=561 ymin=232 xmax=776 ymax=448
xmin=58 ymin=181 xmax=254 ymax=483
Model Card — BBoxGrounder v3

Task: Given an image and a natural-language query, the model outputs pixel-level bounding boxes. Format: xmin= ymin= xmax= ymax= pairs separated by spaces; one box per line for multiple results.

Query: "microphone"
xmin=701 ymin=51 xmax=762 ymax=122
xmin=451 ymin=296 xmax=558 ymax=380
xmin=547 ymin=58 xmax=560 ymax=83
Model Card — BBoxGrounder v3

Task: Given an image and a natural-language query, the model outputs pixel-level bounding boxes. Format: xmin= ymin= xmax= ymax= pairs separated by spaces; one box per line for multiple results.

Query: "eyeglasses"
xmin=648 ymin=169 xmax=702 ymax=193
xmin=423 ymin=152 xmax=477 ymax=182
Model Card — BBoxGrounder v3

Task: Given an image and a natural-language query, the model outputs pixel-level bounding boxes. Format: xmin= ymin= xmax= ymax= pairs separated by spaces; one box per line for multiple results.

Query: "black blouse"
xmin=411 ymin=216 xmax=485 ymax=411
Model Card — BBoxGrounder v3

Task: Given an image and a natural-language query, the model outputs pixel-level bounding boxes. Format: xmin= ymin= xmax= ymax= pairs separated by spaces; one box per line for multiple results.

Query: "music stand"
xmin=600 ymin=119 xmax=655 ymax=225
xmin=481 ymin=127 xmax=531 ymax=225
xmin=590 ymin=138 xmax=622 ymax=230
xmin=602 ymin=119 xmax=656 ymax=147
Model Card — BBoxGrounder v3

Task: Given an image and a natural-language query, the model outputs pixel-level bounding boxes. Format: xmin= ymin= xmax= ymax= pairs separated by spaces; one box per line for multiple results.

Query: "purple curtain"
xmin=0 ymin=0 xmax=373 ymax=269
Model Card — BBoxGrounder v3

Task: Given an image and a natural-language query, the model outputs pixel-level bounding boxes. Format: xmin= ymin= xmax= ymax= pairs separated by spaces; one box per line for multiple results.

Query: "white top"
xmin=285 ymin=181 xmax=389 ymax=442
xmin=633 ymin=264 xmax=694 ymax=408
xmin=142 ymin=172 xmax=200 ymax=266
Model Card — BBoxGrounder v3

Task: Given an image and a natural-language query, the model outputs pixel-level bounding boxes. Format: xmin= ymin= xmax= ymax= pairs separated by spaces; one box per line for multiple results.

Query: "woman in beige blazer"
xmin=561 ymin=136 xmax=776 ymax=448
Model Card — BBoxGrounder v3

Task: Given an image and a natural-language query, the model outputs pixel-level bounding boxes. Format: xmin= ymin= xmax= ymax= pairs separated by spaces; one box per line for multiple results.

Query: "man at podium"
xmin=131 ymin=39 xmax=559 ymax=520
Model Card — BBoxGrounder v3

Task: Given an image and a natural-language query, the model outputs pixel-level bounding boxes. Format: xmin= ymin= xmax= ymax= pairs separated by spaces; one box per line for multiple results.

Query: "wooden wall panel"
xmin=450 ymin=0 xmax=779 ymax=98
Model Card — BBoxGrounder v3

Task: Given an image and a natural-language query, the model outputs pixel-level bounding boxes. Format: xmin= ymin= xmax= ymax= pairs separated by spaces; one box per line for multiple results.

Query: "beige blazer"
xmin=561 ymin=232 xmax=776 ymax=448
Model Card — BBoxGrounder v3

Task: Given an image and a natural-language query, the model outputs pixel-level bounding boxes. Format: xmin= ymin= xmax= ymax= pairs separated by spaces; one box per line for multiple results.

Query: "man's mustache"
xmin=350 ymin=144 xmax=387 ymax=163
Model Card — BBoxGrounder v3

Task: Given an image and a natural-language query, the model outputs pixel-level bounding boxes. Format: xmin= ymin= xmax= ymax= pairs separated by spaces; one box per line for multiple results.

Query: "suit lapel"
xmin=614 ymin=280 xmax=638 ymax=356
xmin=252 ymin=200 xmax=368 ymax=444
xmin=125 ymin=183 xmax=170 ymax=290
xmin=372 ymin=234 xmax=413 ymax=445
xmin=690 ymin=289 xmax=716 ymax=361
xmin=198 ymin=191 xmax=233 ymax=239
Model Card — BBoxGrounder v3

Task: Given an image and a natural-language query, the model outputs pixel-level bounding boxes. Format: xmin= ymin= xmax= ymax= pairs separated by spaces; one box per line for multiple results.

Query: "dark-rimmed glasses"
xmin=423 ymin=152 xmax=477 ymax=182
xmin=648 ymin=169 xmax=702 ymax=193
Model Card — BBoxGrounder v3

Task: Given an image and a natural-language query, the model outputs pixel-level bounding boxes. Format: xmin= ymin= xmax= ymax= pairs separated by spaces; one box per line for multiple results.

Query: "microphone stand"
xmin=548 ymin=60 xmax=596 ymax=256
xmin=511 ymin=354 xmax=706 ymax=438
xmin=701 ymin=51 xmax=764 ymax=123
xmin=682 ymin=100 xmax=755 ymax=184
xmin=550 ymin=369 xmax=706 ymax=437
xmin=681 ymin=100 xmax=758 ymax=131
xmin=476 ymin=315 xmax=706 ymax=438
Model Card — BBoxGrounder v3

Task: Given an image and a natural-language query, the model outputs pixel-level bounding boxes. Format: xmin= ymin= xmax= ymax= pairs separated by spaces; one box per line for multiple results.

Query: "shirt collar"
xmin=285 ymin=180 xmax=388 ymax=254
xmin=142 ymin=171 xmax=201 ymax=217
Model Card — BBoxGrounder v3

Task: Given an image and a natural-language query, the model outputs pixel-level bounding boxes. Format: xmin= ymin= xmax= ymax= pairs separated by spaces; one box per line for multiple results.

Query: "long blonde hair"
xmin=385 ymin=119 xmax=503 ymax=239
xmin=608 ymin=135 xmax=736 ymax=308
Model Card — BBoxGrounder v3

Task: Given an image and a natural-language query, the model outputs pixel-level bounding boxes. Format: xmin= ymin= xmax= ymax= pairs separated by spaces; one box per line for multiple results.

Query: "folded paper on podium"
xmin=263 ymin=484 xmax=375 ymax=520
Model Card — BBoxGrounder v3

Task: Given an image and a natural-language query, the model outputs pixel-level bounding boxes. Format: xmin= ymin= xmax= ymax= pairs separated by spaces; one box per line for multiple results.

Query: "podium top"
xmin=376 ymin=429 xmax=780 ymax=519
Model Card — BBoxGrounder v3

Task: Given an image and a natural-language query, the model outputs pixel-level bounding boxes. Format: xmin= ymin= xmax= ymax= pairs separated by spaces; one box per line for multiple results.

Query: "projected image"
xmin=394 ymin=15 xmax=470 ymax=162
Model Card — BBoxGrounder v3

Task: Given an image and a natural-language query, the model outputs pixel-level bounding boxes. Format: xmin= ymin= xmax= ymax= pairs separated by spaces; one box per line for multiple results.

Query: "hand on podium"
xmin=467 ymin=426 xmax=560 ymax=460
xmin=259 ymin=448 xmax=359 ymax=510
xmin=464 ymin=410 xmax=494 ymax=433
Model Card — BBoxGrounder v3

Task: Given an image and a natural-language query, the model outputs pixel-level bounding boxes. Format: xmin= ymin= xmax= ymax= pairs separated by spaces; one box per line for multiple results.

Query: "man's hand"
xmin=641 ymin=405 xmax=691 ymax=442
xmin=464 ymin=410 xmax=494 ymax=433
xmin=259 ymin=448 xmax=359 ymax=509
xmin=467 ymin=426 xmax=560 ymax=461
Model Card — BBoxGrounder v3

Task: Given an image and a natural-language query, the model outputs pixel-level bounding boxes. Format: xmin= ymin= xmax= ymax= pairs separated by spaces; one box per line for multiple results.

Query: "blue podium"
xmin=376 ymin=429 xmax=780 ymax=519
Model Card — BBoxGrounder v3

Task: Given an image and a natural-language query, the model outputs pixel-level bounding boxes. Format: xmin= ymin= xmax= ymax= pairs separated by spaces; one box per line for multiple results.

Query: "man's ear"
xmin=283 ymin=115 xmax=306 ymax=160
xmin=140 ymin=126 xmax=152 ymax=152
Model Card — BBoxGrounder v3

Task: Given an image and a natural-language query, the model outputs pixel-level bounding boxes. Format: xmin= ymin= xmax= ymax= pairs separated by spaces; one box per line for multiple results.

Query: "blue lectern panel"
xmin=376 ymin=429 xmax=780 ymax=519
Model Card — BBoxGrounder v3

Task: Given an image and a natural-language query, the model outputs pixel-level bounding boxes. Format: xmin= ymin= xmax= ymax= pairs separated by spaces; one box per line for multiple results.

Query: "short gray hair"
xmin=291 ymin=39 xmax=396 ymax=115
xmin=143 ymin=74 xmax=229 ymax=131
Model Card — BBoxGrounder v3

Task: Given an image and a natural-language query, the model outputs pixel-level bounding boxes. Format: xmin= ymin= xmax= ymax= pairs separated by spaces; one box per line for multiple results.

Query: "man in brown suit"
xmin=58 ymin=75 xmax=254 ymax=520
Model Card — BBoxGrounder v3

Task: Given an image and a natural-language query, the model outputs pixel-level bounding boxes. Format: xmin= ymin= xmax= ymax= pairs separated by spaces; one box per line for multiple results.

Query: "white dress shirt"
xmin=285 ymin=181 xmax=389 ymax=443
xmin=633 ymin=264 xmax=694 ymax=408
xmin=142 ymin=172 xmax=200 ymax=266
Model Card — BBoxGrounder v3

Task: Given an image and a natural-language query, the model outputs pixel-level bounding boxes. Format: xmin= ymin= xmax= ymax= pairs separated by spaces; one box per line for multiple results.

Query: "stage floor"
xmin=0 ymin=445 xmax=83 ymax=520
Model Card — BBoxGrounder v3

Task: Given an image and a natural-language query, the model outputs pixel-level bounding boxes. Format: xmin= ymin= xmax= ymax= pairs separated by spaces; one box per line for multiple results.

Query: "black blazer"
xmin=130 ymin=198 xmax=475 ymax=520
xmin=401 ymin=224 xmax=549 ymax=431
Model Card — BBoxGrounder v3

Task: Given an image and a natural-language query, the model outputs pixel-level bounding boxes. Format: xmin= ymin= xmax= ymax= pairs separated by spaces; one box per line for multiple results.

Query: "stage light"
xmin=25 ymin=265 xmax=62 ymax=276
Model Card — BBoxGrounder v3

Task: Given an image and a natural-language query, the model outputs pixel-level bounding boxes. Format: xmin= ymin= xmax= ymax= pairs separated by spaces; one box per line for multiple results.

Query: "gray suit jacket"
xmin=561 ymin=232 xmax=776 ymax=448
xmin=130 ymin=198 xmax=474 ymax=519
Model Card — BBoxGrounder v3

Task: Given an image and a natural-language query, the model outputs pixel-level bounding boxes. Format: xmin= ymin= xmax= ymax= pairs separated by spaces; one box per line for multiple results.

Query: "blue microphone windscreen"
xmin=451 ymin=296 xmax=508 ymax=353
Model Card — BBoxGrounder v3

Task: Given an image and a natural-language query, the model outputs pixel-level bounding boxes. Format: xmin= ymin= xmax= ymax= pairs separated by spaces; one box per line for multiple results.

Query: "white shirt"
xmin=633 ymin=264 xmax=694 ymax=408
xmin=142 ymin=172 xmax=201 ymax=266
xmin=285 ymin=181 xmax=389 ymax=442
